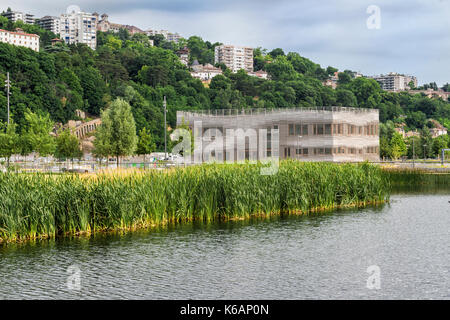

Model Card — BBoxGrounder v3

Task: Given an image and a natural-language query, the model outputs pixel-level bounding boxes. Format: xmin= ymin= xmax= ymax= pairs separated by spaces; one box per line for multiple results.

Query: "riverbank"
xmin=0 ymin=161 xmax=389 ymax=243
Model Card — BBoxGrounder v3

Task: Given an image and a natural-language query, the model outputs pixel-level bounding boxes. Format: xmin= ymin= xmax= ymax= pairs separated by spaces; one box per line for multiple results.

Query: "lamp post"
xmin=412 ymin=137 xmax=415 ymax=168
xmin=163 ymin=96 xmax=167 ymax=160
xmin=5 ymin=72 xmax=11 ymax=125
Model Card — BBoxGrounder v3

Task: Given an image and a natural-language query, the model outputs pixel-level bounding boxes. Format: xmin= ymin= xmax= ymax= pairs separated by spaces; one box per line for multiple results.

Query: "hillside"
xmin=0 ymin=19 xmax=449 ymax=153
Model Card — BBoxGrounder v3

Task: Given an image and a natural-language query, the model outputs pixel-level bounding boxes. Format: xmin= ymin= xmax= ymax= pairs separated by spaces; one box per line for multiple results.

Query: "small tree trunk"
xmin=117 ymin=155 xmax=119 ymax=169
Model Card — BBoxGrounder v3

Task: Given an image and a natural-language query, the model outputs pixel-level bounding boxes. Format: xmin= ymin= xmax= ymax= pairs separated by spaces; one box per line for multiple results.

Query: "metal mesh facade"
xmin=177 ymin=107 xmax=380 ymax=162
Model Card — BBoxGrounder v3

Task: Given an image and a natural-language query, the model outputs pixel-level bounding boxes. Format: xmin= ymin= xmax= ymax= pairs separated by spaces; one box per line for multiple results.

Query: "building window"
xmin=289 ymin=124 xmax=294 ymax=135
xmin=303 ymin=148 xmax=308 ymax=156
xmin=296 ymin=148 xmax=301 ymax=155
xmin=284 ymin=147 xmax=291 ymax=158
xmin=325 ymin=124 xmax=331 ymax=135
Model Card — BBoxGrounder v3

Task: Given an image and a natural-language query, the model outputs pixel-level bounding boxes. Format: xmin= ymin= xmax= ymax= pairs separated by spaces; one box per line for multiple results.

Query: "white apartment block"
xmin=145 ymin=29 xmax=181 ymax=43
xmin=36 ymin=16 xmax=61 ymax=35
xmin=1 ymin=10 xmax=35 ymax=24
xmin=60 ymin=10 xmax=97 ymax=50
xmin=190 ymin=62 xmax=223 ymax=81
xmin=214 ymin=45 xmax=253 ymax=73
xmin=0 ymin=28 xmax=39 ymax=52
xmin=370 ymin=72 xmax=418 ymax=91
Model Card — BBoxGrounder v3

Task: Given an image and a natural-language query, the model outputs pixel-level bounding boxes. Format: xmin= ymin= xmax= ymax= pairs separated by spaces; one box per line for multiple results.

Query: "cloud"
xmin=1 ymin=0 xmax=449 ymax=85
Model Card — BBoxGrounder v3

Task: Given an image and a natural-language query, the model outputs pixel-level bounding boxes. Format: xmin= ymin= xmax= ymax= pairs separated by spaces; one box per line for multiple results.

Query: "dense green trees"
xmin=93 ymin=98 xmax=137 ymax=165
xmin=54 ymin=128 xmax=82 ymax=162
xmin=0 ymin=22 xmax=449 ymax=158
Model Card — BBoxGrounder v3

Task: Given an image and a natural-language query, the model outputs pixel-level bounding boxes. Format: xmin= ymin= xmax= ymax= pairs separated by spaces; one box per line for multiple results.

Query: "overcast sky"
xmin=2 ymin=0 xmax=449 ymax=85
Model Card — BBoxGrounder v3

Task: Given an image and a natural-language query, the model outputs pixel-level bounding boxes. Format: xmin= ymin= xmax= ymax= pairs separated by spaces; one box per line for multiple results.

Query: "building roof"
xmin=0 ymin=28 xmax=40 ymax=37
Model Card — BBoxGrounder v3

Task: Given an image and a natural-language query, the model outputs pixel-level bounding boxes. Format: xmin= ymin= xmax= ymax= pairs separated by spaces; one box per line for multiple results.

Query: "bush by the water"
xmin=0 ymin=161 xmax=390 ymax=242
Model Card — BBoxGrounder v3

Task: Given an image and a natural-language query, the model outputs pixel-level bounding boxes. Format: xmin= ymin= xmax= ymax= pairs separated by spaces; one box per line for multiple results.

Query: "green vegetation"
xmin=384 ymin=168 xmax=450 ymax=187
xmin=0 ymin=21 xmax=448 ymax=157
xmin=54 ymin=128 xmax=82 ymax=161
xmin=93 ymin=98 xmax=138 ymax=165
xmin=0 ymin=161 xmax=389 ymax=242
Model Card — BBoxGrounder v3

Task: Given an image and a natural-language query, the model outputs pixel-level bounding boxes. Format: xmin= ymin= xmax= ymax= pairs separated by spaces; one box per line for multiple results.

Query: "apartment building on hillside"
xmin=0 ymin=28 xmax=39 ymax=52
xmin=214 ymin=44 xmax=254 ymax=73
xmin=369 ymin=72 xmax=418 ymax=91
xmin=1 ymin=9 xmax=35 ymax=24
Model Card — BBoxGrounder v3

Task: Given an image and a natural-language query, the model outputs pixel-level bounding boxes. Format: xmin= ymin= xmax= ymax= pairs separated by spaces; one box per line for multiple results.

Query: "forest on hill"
xmin=0 ymin=16 xmax=449 ymax=155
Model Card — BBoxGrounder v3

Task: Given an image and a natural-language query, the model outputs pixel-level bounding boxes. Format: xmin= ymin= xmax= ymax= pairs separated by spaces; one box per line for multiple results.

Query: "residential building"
xmin=177 ymin=107 xmax=380 ymax=162
xmin=190 ymin=61 xmax=223 ymax=81
xmin=95 ymin=13 xmax=145 ymax=35
xmin=215 ymin=45 xmax=254 ymax=73
xmin=177 ymin=47 xmax=190 ymax=66
xmin=248 ymin=70 xmax=269 ymax=79
xmin=146 ymin=29 xmax=182 ymax=43
xmin=36 ymin=16 xmax=61 ymax=35
xmin=369 ymin=72 xmax=418 ymax=91
xmin=1 ymin=9 xmax=35 ymax=24
xmin=60 ymin=10 xmax=97 ymax=50
xmin=0 ymin=28 xmax=39 ymax=52
xmin=428 ymin=120 xmax=448 ymax=138
xmin=406 ymin=88 xmax=450 ymax=100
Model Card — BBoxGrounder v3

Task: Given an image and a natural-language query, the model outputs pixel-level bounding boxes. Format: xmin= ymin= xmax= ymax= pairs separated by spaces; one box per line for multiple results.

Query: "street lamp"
xmin=163 ymin=96 xmax=167 ymax=160
xmin=4 ymin=72 xmax=10 ymax=125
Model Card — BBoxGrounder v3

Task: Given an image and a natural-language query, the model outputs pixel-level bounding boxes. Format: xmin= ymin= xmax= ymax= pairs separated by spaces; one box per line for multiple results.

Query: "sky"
xmin=2 ymin=0 xmax=450 ymax=86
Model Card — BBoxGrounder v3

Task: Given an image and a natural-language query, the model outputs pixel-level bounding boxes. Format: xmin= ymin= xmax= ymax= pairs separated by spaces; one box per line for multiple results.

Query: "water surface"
xmin=1 ymin=192 xmax=449 ymax=299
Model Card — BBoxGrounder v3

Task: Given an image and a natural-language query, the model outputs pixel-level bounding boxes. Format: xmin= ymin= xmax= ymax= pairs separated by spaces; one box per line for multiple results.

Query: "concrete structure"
xmin=177 ymin=107 xmax=380 ymax=162
xmin=190 ymin=61 xmax=223 ymax=81
xmin=146 ymin=29 xmax=182 ymax=42
xmin=36 ymin=16 xmax=61 ymax=35
xmin=0 ymin=28 xmax=39 ymax=52
xmin=214 ymin=44 xmax=254 ymax=73
xmin=370 ymin=72 xmax=417 ymax=91
xmin=60 ymin=10 xmax=97 ymax=50
xmin=1 ymin=9 xmax=35 ymax=24
xmin=67 ymin=118 xmax=102 ymax=139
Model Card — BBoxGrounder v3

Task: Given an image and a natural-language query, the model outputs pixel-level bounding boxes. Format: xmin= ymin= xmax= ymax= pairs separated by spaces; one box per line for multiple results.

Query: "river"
xmin=0 ymin=189 xmax=449 ymax=299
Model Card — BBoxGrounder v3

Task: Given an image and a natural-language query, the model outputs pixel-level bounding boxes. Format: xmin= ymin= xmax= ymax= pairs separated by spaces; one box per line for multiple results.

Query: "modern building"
xmin=60 ymin=10 xmax=97 ymax=50
xmin=214 ymin=45 xmax=254 ymax=73
xmin=145 ymin=29 xmax=182 ymax=43
xmin=0 ymin=28 xmax=39 ymax=52
xmin=177 ymin=107 xmax=380 ymax=162
xmin=1 ymin=9 xmax=35 ymax=24
xmin=36 ymin=16 xmax=61 ymax=35
xmin=369 ymin=72 xmax=418 ymax=91
xmin=190 ymin=61 xmax=223 ymax=81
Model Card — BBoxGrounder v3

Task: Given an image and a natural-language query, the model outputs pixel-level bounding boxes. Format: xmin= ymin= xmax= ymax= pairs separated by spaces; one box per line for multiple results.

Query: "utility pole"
xmin=163 ymin=96 xmax=167 ymax=160
xmin=412 ymin=137 xmax=415 ymax=168
xmin=5 ymin=72 xmax=11 ymax=125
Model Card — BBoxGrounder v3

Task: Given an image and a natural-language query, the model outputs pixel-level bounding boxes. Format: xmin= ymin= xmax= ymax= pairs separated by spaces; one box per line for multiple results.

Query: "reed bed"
xmin=0 ymin=161 xmax=390 ymax=243
xmin=383 ymin=168 xmax=450 ymax=187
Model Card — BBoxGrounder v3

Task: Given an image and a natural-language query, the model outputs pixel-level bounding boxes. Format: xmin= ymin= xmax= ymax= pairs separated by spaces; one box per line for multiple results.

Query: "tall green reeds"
xmin=0 ymin=161 xmax=390 ymax=242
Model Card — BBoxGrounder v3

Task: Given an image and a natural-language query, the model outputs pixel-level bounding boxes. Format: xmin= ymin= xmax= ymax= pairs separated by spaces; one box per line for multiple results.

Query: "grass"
xmin=0 ymin=161 xmax=390 ymax=243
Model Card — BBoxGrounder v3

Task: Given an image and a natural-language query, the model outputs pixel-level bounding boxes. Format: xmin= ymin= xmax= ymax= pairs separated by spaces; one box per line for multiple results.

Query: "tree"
xmin=94 ymin=98 xmax=137 ymax=166
xmin=432 ymin=135 xmax=448 ymax=158
xmin=0 ymin=121 xmax=19 ymax=167
xmin=55 ymin=128 xmax=82 ymax=162
xmin=22 ymin=110 xmax=55 ymax=157
xmin=420 ymin=127 xmax=433 ymax=159
xmin=389 ymin=132 xmax=407 ymax=160
xmin=136 ymin=127 xmax=156 ymax=162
